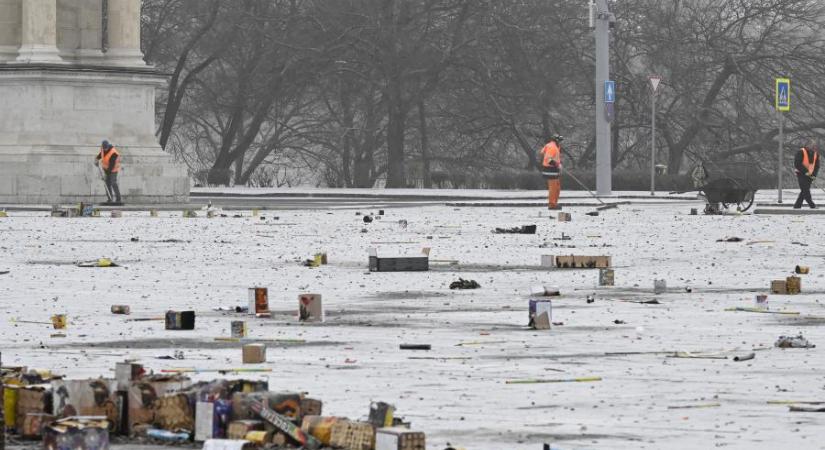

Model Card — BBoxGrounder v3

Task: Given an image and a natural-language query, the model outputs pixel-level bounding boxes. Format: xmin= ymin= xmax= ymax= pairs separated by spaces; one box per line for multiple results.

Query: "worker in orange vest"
xmin=94 ymin=140 xmax=122 ymax=205
xmin=539 ymin=135 xmax=563 ymax=209
xmin=794 ymin=143 xmax=820 ymax=209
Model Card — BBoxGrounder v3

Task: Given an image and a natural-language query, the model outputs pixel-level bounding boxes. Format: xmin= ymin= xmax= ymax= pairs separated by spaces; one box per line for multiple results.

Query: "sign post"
xmin=649 ymin=76 xmax=661 ymax=196
xmin=776 ymin=78 xmax=790 ymax=203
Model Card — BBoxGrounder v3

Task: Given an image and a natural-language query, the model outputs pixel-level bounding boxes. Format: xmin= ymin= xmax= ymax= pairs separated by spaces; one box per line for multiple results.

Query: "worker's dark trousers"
xmin=794 ymin=174 xmax=815 ymax=209
xmin=106 ymin=172 xmax=122 ymax=203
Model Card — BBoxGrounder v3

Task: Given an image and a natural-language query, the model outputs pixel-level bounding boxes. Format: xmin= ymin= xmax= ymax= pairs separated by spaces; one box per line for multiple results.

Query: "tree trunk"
xmin=385 ymin=86 xmax=407 ymax=188
xmin=206 ymin=163 xmax=232 ymax=186
xmin=418 ymin=99 xmax=431 ymax=188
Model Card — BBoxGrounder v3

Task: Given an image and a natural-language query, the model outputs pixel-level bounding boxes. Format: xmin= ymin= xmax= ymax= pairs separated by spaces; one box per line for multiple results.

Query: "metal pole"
xmin=595 ymin=0 xmax=612 ymax=196
xmin=778 ymin=112 xmax=784 ymax=203
xmin=0 ymin=351 xmax=4 ymax=450
xmin=651 ymin=92 xmax=656 ymax=196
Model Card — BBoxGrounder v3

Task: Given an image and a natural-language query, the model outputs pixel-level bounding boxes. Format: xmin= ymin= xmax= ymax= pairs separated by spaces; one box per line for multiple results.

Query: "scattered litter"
xmin=399 ymin=344 xmax=431 ymax=351
xmin=76 ymin=258 xmax=118 ymax=268
xmin=775 ymin=334 xmax=815 ymax=349
xmin=506 ymin=377 xmax=601 ymax=384
xmin=363 ymin=215 xmax=374 ymax=223
xmin=555 ymin=255 xmax=611 ymax=269
xmin=599 ymin=268 xmax=615 ymax=286
xmin=586 ymin=295 xmax=595 ymax=304
xmin=667 ymin=403 xmax=721 ymax=410
xmin=670 ymin=352 xmax=726 ymax=360
xmin=733 ymin=353 xmax=755 ymax=362
xmin=755 ymin=295 xmax=768 ymax=308
xmin=553 ymin=233 xmax=572 ymax=241
xmin=493 ymin=225 xmax=537 ymax=234
xmin=789 ymin=405 xmax=825 ymax=412
xmin=530 ymin=285 xmax=560 ymax=296
xmin=251 ymin=401 xmax=321 ymax=449
xmin=767 ymin=400 xmax=825 ymax=405
xmin=717 ymin=237 xmax=744 ymax=242
xmin=110 ymin=305 xmax=130 ymax=315
xmin=299 ymin=294 xmax=324 ymax=322
xmin=529 ymin=299 xmax=552 ymax=330
xmin=654 ymin=279 xmax=667 ymax=294
xmin=725 ymin=307 xmax=799 ymax=315
xmin=796 ymin=265 xmax=810 ymax=274
xmin=613 ymin=320 xmax=626 ymax=325
xmin=449 ymin=278 xmax=480 ymax=290
xmin=586 ymin=211 xmax=599 ymax=217
xmin=623 ymin=299 xmax=660 ymax=305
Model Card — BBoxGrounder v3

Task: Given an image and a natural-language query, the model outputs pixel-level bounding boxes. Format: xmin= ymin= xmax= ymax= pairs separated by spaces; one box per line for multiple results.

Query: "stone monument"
xmin=0 ymin=0 xmax=189 ymax=204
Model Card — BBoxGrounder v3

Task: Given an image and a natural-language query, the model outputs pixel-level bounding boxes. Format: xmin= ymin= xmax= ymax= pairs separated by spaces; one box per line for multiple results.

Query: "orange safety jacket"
xmin=99 ymin=147 xmax=121 ymax=173
xmin=541 ymin=142 xmax=561 ymax=168
xmin=802 ymin=148 xmax=818 ymax=175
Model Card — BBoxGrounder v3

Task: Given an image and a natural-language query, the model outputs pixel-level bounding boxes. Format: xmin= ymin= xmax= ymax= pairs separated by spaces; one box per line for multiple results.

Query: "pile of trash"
xmin=0 ymin=362 xmax=424 ymax=450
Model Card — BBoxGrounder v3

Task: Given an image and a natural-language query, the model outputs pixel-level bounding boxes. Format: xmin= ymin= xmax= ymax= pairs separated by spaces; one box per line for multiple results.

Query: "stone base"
xmin=0 ymin=64 xmax=189 ymax=204
xmin=0 ymin=146 xmax=188 ymax=204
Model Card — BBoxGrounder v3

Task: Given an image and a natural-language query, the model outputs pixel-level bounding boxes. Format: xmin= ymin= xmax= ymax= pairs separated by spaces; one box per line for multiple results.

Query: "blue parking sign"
xmin=604 ymin=81 xmax=615 ymax=103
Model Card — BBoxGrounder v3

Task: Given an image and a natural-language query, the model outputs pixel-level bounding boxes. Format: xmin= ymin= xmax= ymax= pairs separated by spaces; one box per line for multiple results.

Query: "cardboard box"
xmin=248 ymin=288 xmax=269 ymax=315
xmin=375 ymin=427 xmax=426 ymax=450
xmin=51 ymin=380 xmax=117 ymax=424
xmin=242 ymin=344 xmax=266 ymax=364
xmin=114 ymin=363 xmax=143 ymax=391
xmin=231 ymin=392 xmax=301 ymax=421
xmin=43 ymin=417 xmax=110 ymax=450
xmin=154 ymin=393 xmax=194 ymax=432
xmin=555 ymin=255 xmax=611 ymax=269
xmin=329 ymin=420 xmax=375 ymax=450
xmin=202 ymin=439 xmax=255 ymax=450
xmin=165 ymin=311 xmax=195 ymax=330
xmin=540 ymin=255 xmax=555 ymax=268
xmin=127 ymin=376 xmax=191 ymax=433
xmin=16 ymin=385 xmax=52 ymax=430
xmin=195 ymin=400 xmax=231 ymax=441
xmin=22 ymin=412 xmax=55 ymax=439
xmin=227 ymin=420 xmax=264 ymax=440
xmin=298 ymin=294 xmax=324 ymax=322
xmin=368 ymin=402 xmax=395 ymax=428
xmin=301 ymin=416 xmax=340 ymax=446
xmin=557 ymin=212 xmax=571 ymax=222
xmin=300 ymin=398 xmax=322 ymax=418
xmin=529 ymin=300 xmax=552 ymax=330
xmin=368 ymin=249 xmax=429 ymax=272
xmin=786 ymin=276 xmax=801 ymax=295
xmin=771 ymin=280 xmax=787 ymax=295
xmin=654 ymin=279 xmax=667 ymax=294
xmin=599 ymin=268 xmax=615 ymax=286
xmin=230 ymin=321 xmax=248 ymax=339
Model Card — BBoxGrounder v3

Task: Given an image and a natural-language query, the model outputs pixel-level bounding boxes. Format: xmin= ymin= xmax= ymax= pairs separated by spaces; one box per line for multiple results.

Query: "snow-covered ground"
xmin=2 ymin=191 xmax=825 ymax=449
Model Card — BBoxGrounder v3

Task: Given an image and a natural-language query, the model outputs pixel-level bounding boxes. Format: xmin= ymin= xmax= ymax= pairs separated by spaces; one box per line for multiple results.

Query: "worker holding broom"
xmin=539 ymin=135 xmax=563 ymax=210
xmin=794 ymin=142 xmax=820 ymax=209
xmin=94 ymin=140 xmax=122 ymax=205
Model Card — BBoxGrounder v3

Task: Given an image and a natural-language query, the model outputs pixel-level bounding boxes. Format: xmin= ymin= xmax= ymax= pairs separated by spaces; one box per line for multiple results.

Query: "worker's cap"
xmin=101 ymin=140 xmax=110 ymax=148
xmin=552 ymin=134 xmax=565 ymax=143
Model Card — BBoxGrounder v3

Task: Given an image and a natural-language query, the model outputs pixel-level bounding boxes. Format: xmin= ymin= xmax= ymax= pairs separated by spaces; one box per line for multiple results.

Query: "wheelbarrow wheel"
xmin=737 ymin=191 xmax=756 ymax=212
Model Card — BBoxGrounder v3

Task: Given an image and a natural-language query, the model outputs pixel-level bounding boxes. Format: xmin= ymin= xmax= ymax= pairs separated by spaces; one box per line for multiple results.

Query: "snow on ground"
xmin=2 ymin=192 xmax=825 ymax=449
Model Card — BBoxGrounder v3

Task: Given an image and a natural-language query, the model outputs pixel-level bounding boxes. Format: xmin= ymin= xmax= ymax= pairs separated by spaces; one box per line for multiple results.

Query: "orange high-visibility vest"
xmin=541 ymin=142 xmax=561 ymax=168
xmin=99 ymin=147 xmax=121 ymax=173
xmin=802 ymin=147 xmax=818 ymax=174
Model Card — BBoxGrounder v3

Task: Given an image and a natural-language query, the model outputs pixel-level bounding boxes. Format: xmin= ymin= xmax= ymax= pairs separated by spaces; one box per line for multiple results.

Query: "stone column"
xmin=106 ymin=0 xmax=145 ymax=66
xmin=16 ymin=0 xmax=62 ymax=63
xmin=0 ymin=0 xmax=22 ymax=62
xmin=78 ymin=0 xmax=104 ymax=63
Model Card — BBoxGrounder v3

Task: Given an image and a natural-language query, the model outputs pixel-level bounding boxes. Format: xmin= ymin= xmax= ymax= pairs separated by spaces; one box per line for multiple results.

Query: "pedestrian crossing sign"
xmin=776 ymin=78 xmax=790 ymax=112
xmin=604 ymin=81 xmax=615 ymax=103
